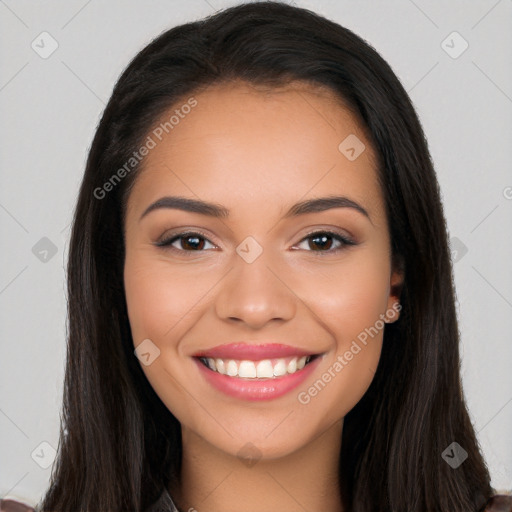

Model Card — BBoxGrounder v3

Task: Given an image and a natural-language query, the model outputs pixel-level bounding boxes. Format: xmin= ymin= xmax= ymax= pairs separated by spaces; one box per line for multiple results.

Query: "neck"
xmin=169 ymin=419 xmax=344 ymax=512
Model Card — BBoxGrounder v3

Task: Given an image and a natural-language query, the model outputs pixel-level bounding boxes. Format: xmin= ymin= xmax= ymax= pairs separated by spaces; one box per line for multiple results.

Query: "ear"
xmin=385 ymin=254 xmax=404 ymax=323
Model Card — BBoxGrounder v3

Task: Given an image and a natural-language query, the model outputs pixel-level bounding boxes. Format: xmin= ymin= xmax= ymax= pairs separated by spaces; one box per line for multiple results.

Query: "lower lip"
xmin=193 ymin=356 xmax=322 ymax=401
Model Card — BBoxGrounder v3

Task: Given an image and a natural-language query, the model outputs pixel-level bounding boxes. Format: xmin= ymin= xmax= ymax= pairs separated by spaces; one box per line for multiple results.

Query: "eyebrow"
xmin=139 ymin=195 xmax=371 ymax=222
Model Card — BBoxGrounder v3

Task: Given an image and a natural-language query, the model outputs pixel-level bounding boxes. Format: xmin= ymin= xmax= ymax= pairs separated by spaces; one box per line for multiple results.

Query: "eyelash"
xmin=155 ymin=229 xmax=357 ymax=256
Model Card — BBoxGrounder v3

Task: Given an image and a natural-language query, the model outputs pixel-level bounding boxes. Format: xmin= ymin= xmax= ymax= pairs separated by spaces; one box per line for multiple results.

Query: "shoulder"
xmin=0 ymin=491 xmax=181 ymax=512
xmin=484 ymin=494 xmax=512 ymax=511
xmin=0 ymin=499 xmax=34 ymax=512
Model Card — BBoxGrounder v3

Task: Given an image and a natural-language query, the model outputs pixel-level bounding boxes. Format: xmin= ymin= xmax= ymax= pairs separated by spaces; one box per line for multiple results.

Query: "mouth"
xmin=191 ymin=343 xmax=324 ymax=401
xmin=196 ymin=354 xmax=320 ymax=379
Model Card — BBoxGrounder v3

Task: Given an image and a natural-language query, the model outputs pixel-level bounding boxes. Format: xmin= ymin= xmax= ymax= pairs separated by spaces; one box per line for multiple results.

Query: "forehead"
xmin=125 ymin=80 xmax=384 ymax=224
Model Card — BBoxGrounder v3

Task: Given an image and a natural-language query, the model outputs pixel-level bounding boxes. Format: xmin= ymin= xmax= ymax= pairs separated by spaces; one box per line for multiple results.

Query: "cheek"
xmin=291 ymin=251 xmax=390 ymax=414
xmin=123 ymin=254 xmax=214 ymax=343
xmin=124 ymin=261 xmax=170 ymax=343
xmin=293 ymin=248 xmax=391 ymax=339
xmin=123 ymin=254 xmax=200 ymax=417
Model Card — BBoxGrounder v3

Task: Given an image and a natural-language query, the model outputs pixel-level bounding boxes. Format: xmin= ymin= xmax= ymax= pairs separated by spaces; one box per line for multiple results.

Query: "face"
xmin=123 ymin=80 xmax=402 ymax=460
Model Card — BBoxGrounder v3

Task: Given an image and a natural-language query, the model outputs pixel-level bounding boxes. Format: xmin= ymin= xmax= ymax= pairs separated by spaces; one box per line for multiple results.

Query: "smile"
xmin=192 ymin=343 xmax=323 ymax=400
xmin=198 ymin=355 xmax=317 ymax=379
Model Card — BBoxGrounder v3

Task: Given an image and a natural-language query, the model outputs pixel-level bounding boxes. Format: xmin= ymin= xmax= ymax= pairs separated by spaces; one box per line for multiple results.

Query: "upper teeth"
xmin=202 ymin=355 xmax=310 ymax=378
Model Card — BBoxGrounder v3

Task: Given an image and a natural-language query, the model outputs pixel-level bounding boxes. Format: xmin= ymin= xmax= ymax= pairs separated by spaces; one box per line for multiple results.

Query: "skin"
xmin=123 ymin=80 xmax=403 ymax=512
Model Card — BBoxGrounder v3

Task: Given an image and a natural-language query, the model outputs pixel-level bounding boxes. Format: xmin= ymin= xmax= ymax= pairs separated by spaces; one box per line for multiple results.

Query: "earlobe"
xmin=384 ymin=300 xmax=402 ymax=323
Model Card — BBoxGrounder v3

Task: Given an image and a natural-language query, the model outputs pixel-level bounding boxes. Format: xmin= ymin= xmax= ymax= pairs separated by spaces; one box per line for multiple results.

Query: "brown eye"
xmin=295 ymin=231 xmax=356 ymax=253
xmin=308 ymin=233 xmax=334 ymax=251
xmin=178 ymin=234 xmax=205 ymax=251
xmin=156 ymin=232 xmax=216 ymax=252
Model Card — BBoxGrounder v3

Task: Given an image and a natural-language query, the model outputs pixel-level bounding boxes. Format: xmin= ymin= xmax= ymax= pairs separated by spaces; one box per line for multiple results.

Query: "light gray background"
xmin=1 ymin=0 xmax=511 ymax=506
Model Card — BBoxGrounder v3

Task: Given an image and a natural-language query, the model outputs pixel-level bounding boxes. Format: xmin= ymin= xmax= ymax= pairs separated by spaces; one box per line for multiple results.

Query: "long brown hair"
xmin=38 ymin=2 xmax=493 ymax=510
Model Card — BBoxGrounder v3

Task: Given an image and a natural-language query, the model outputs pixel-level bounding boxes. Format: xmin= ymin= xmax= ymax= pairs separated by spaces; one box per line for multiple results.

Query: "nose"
xmin=214 ymin=249 xmax=297 ymax=329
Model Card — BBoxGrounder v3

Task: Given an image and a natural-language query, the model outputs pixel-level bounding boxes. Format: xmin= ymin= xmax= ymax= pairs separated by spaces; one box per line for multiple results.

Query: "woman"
xmin=4 ymin=2 xmax=510 ymax=511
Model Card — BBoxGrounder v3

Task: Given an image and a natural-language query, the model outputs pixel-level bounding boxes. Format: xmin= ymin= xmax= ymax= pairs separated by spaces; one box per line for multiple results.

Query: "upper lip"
xmin=193 ymin=342 xmax=316 ymax=360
